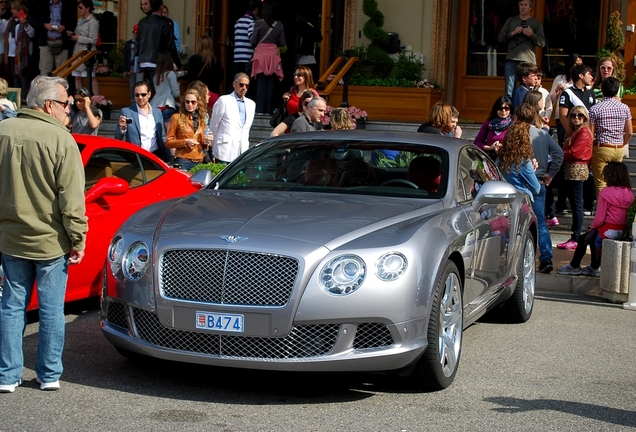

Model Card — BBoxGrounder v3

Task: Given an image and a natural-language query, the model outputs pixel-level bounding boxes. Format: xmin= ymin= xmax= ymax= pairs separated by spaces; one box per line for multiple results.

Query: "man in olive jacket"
xmin=0 ymin=76 xmax=87 ymax=393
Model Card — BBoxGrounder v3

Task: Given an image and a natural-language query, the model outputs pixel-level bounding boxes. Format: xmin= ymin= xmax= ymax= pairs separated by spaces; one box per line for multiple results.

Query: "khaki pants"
xmin=39 ymin=45 xmax=68 ymax=76
xmin=591 ymin=145 xmax=624 ymax=194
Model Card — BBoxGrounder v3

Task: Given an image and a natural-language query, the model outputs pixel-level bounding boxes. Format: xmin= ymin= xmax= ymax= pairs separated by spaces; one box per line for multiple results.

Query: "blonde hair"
xmin=177 ymin=89 xmax=207 ymax=136
xmin=330 ymin=108 xmax=352 ymax=130
xmin=566 ymin=105 xmax=591 ymax=133
xmin=0 ymin=78 xmax=8 ymax=98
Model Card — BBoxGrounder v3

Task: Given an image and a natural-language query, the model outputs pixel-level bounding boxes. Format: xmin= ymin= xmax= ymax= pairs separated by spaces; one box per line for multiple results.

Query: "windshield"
xmin=211 ymin=139 xmax=449 ymax=199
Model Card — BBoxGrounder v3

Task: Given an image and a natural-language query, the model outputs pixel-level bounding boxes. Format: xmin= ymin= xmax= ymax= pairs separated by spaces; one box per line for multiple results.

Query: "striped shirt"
xmin=234 ymin=12 xmax=256 ymax=63
xmin=589 ymin=97 xmax=632 ymax=144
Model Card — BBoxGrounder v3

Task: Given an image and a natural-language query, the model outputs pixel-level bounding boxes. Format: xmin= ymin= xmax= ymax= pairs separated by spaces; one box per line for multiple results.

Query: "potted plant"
xmin=320 ymin=1 xmax=443 ymax=123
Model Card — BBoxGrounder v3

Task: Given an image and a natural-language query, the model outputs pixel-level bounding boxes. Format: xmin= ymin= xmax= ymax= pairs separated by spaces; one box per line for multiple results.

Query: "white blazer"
xmin=209 ymin=93 xmax=256 ymax=163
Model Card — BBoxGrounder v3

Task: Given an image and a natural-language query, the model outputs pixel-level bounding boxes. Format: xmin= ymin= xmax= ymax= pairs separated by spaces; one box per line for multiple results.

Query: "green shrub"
xmin=393 ymin=52 xmax=425 ymax=82
xmin=189 ymin=162 xmax=227 ymax=176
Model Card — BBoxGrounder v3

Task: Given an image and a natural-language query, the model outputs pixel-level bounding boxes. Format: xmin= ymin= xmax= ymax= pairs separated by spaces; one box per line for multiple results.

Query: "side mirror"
xmin=472 ymin=180 xmax=518 ymax=212
xmin=85 ymin=177 xmax=129 ymax=204
xmin=190 ymin=169 xmax=213 ymax=189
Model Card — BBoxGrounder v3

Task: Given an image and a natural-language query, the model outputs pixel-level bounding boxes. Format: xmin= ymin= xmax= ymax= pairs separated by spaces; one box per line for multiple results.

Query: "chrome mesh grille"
xmin=353 ymin=323 xmax=394 ymax=349
xmin=132 ymin=308 xmax=338 ymax=359
xmin=160 ymin=249 xmax=299 ymax=306
xmin=106 ymin=301 xmax=129 ymax=329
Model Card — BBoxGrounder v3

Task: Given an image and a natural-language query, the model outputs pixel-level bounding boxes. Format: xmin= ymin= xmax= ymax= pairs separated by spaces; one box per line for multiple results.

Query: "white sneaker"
xmin=0 ymin=379 xmax=21 ymax=393
xmin=36 ymin=377 xmax=60 ymax=391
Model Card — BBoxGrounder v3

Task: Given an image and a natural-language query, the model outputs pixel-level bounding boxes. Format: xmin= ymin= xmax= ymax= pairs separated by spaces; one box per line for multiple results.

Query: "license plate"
xmin=195 ymin=311 xmax=244 ymax=333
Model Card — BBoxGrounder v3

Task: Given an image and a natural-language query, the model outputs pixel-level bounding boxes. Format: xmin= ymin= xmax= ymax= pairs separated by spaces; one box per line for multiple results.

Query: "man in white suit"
xmin=210 ymin=72 xmax=255 ymax=164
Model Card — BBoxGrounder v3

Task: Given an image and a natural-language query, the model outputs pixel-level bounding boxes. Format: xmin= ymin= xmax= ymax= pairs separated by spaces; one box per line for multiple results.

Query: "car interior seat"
xmin=303 ymin=158 xmax=339 ymax=186
xmin=407 ymin=156 xmax=442 ymax=193
xmin=339 ymin=160 xmax=377 ymax=187
xmin=84 ymin=158 xmax=113 ymax=189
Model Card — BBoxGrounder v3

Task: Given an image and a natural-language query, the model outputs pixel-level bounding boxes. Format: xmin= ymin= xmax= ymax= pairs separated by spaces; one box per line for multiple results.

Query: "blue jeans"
xmin=531 ymin=183 xmax=553 ymax=264
xmin=0 ymin=253 xmax=69 ymax=385
xmin=174 ymin=157 xmax=201 ymax=172
xmin=504 ymin=60 xmax=520 ymax=99
xmin=565 ymin=179 xmax=584 ymax=241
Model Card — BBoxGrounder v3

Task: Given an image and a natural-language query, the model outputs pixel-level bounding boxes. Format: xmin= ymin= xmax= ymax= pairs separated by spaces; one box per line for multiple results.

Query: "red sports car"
xmin=2 ymin=134 xmax=202 ymax=310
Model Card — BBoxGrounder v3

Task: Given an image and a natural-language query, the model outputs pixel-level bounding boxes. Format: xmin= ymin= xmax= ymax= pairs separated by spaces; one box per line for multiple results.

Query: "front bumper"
xmin=101 ymin=299 xmax=428 ymax=372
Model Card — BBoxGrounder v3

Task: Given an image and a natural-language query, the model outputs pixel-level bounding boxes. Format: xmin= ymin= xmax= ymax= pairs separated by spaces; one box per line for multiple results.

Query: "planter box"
xmin=622 ymin=94 xmax=636 ymax=128
xmin=96 ymin=76 xmax=130 ymax=108
xmin=325 ymin=86 xmax=442 ymax=123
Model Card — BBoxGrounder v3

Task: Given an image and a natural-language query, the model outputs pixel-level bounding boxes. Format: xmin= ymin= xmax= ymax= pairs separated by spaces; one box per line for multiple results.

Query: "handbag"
xmin=270 ymin=103 xmax=287 ymax=128
xmin=562 ymin=163 xmax=589 ymax=181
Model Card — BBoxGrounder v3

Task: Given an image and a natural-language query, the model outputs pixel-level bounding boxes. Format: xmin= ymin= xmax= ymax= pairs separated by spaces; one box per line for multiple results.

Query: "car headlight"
xmin=319 ymin=255 xmax=366 ymax=295
xmin=108 ymin=236 xmax=124 ymax=276
xmin=375 ymin=252 xmax=408 ymax=281
xmin=122 ymin=242 xmax=149 ymax=281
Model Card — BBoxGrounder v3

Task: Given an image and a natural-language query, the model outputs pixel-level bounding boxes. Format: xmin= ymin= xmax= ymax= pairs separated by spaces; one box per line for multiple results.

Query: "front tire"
xmin=503 ymin=234 xmax=535 ymax=323
xmin=412 ymin=261 xmax=463 ymax=390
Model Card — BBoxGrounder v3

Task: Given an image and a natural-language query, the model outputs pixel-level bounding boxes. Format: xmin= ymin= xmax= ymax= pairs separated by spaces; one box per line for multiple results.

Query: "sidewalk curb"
xmin=536 ymin=272 xmax=602 ymax=296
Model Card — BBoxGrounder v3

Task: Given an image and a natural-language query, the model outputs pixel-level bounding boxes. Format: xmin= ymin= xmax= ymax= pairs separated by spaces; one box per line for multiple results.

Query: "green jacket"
xmin=0 ymin=109 xmax=87 ymax=260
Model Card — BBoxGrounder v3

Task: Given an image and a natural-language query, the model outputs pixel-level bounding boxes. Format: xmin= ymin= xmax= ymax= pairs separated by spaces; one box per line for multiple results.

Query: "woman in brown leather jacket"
xmin=165 ymin=89 xmax=209 ymax=171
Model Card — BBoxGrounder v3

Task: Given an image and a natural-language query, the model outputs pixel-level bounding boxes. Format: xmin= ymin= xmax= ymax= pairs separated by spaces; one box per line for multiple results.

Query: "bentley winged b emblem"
xmin=219 ymin=235 xmax=248 ymax=243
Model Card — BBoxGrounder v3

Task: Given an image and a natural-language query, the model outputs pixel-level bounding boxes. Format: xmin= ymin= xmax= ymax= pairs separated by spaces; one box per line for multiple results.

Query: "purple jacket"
xmin=474 ymin=120 xmax=509 ymax=151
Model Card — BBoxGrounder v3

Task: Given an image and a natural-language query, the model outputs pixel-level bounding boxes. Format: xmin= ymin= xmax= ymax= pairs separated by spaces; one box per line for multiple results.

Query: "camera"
xmin=521 ymin=20 xmax=528 ymax=28
xmin=125 ymin=118 xmax=133 ymax=124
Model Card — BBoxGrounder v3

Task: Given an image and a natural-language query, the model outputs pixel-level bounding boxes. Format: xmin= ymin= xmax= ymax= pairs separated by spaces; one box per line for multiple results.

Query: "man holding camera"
xmin=498 ymin=0 xmax=545 ymax=99
xmin=114 ymin=81 xmax=171 ymax=162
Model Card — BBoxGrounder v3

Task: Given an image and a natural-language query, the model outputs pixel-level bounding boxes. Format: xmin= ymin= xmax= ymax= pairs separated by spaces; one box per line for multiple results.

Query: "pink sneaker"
xmin=546 ymin=217 xmax=559 ymax=228
xmin=557 ymin=239 xmax=578 ymax=250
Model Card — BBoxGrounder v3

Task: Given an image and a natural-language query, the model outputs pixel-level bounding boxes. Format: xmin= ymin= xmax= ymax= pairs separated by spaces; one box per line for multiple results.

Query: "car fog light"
xmin=376 ymin=252 xmax=407 ymax=281
xmin=123 ymin=242 xmax=149 ymax=281
xmin=319 ymin=255 xmax=366 ymax=296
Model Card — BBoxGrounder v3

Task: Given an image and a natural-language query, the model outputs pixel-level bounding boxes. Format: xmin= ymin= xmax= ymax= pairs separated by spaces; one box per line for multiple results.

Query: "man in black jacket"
xmin=137 ymin=0 xmax=181 ymax=97
xmin=34 ymin=0 xmax=76 ymax=77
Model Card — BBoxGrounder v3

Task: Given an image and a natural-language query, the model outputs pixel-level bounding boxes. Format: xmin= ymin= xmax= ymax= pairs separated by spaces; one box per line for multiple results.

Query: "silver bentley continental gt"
xmin=101 ymin=131 xmax=537 ymax=390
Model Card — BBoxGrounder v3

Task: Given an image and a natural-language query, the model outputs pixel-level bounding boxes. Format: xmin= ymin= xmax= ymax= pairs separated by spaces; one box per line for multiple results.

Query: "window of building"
xmin=465 ymin=0 xmax=601 ymax=78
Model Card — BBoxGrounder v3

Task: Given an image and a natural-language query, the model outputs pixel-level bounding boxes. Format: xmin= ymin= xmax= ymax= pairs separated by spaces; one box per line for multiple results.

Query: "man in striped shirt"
xmin=589 ymin=77 xmax=633 ymax=193
xmin=233 ymin=1 xmax=259 ymax=77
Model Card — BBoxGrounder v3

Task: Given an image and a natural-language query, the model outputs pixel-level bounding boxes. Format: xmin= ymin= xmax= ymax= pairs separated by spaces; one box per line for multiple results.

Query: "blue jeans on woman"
xmin=531 ymin=183 xmax=553 ymax=266
xmin=0 ymin=253 xmax=69 ymax=385
xmin=564 ymin=179 xmax=584 ymax=241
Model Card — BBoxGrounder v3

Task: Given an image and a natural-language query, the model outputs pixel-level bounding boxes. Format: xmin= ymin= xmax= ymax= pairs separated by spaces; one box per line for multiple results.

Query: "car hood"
xmin=155 ymin=190 xmax=444 ymax=250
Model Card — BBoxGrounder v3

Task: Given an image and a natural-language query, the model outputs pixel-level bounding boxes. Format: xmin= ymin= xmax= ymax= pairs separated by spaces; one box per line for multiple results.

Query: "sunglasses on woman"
xmin=570 ymin=113 xmax=586 ymax=119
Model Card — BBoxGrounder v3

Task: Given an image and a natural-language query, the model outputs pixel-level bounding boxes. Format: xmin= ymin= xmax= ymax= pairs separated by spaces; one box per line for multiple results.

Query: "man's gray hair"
xmin=307 ymin=97 xmax=325 ymax=109
xmin=26 ymin=75 xmax=69 ymax=109
xmin=234 ymin=72 xmax=249 ymax=82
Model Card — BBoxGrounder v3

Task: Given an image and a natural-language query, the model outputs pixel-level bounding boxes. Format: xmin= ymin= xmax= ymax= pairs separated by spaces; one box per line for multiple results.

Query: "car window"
xmin=212 ymin=140 xmax=450 ymax=199
xmin=86 ymin=149 xmax=163 ymax=189
xmin=457 ymin=147 xmax=498 ymax=202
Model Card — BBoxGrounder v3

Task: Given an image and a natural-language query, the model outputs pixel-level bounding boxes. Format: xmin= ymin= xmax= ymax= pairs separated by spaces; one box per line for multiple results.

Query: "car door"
xmin=456 ymin=147 xmax=512 ymax=314
xmin=67 ymin=148 xmax=169 ymax=301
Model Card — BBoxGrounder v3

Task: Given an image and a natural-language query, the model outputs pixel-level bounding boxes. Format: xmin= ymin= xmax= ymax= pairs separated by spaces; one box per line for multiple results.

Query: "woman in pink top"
xmin=250 ymin=2 xmax=286 ymax=115
xmin=557 ymin=162 xmax=634 ymax=276
xmin=474 ymin=96 xmax=513 ymax=160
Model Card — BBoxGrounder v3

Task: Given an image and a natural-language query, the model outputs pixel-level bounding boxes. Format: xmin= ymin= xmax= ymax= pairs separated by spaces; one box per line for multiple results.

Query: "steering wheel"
xmin=380 ymin=179 xmax=419 ymax=189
